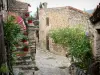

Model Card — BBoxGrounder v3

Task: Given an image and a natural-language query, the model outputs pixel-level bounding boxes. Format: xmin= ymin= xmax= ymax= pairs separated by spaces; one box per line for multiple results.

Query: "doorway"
xmin=46 ymin=35 xmax=49 ymax=50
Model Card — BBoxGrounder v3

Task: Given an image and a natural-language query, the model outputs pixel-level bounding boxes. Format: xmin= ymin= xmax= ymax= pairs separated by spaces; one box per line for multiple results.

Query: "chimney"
xmin=43 ymin=2 xmax=47 ymax=9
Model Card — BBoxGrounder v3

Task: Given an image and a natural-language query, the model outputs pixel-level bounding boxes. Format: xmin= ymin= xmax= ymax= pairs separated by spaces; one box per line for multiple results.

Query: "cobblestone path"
xmin=35 ymin=47 xmax=71 ymax=75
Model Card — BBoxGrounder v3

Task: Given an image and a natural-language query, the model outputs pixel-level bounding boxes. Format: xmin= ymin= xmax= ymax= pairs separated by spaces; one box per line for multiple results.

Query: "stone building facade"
xmin=39 ymin=3 xmax=90 ymax=56
xmin=89 ymin=3 xmax=100 ymax=60
xmin=7 ymin=0 xmax=29 ymax=17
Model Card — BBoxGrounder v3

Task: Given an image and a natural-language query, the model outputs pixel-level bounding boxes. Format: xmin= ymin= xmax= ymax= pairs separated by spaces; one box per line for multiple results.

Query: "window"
xmin=46 ymin=17 xmax=49 ymax=26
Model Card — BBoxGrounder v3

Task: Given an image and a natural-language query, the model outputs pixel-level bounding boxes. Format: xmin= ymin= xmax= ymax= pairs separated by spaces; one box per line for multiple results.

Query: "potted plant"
xmin=22 ymin=45 xmax=29 ymax=52
xmin=28 ymin=16 xmax=33 ymax=23
xmin=21 ymin=36 xmax=28 ymax=43
xmin=25 ymin=12 xmax=29 ymax=17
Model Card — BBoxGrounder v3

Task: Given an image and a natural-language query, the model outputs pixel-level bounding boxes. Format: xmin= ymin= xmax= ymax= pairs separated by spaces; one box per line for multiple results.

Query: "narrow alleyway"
xmin=35 ymin=47 xmax=71 ymax=75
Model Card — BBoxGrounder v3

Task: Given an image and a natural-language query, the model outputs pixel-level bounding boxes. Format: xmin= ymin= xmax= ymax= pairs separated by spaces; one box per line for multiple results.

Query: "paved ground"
xmin=35 ymin=47 xmax=71 ymax=75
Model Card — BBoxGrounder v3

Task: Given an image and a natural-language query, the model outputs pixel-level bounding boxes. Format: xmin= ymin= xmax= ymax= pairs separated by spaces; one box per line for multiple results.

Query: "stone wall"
xmin=49 ymin=38 xmax=67 ymax=56
xmin=39 ymin=6 xmax=90 ymax=55
xmin=88 ymin=21 xmax=100 ymax=60
xmin=8 ymin=0 xmax=28 ymax=17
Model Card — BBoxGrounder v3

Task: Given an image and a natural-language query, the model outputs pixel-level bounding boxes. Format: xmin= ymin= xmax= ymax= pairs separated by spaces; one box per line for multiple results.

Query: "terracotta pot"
xmin=23 ymin=47 xmax=28 ymax=51
xmin=25 ymin=13 xmax=29 ymax=17
xmin=22 ymin=40 xmax=27 ymax=42
xmin=28 ymin=20 xmax=32 ymax=23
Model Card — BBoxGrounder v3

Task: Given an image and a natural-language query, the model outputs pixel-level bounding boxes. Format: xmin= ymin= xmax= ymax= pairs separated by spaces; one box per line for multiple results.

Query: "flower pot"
xmin=22 ymin=40 xmax=27 ymax=43
xmin=23 ymin=47 xmax=28 ymax=51
xmin=25 ymin=13 xmax=29 ymax=17
xmin=28 ymin=20 xmax=32 ymax=23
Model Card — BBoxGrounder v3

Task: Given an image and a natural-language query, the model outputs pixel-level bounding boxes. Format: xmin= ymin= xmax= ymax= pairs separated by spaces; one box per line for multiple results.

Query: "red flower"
xmin=23 ymin=47 xmax=28 ymax=52
xmin=28 ymin=20 xmax=32 ymax=23
xmin=22 ymin=40 xmax=27 ymax=42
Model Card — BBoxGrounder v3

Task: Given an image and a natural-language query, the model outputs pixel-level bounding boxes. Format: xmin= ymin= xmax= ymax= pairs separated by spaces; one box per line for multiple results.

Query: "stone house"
xmin=7 ymin=0 xmax=29 ymax=18
xmin=39 ymin=3 xmax=90 ymax=56
xmin=89 ymin=3 xmax=100 ymax=61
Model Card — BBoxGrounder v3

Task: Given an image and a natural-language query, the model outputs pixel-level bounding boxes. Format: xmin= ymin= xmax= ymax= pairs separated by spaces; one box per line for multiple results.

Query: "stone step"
xmin=16 ymin=57 xmax=32 ymax=61
xmin=17 ymin=55 xmax=31 ymax=60
xmin=21 ymin=67 xmax=35 ymax=70
xmin=29 ymin=40 xmax=36 ymax=42
xmin=13 ymin=64 xmax=35 ymax=68
xmin=16 ymin=54 xmax=31 ymax=60
xmin=15 ymin=61 xmax=33 ymax=65
xmin=29 ymin=45 xmax=36 ymax=48
xmin=13 ymin=67 xmax=35 ymax=74
xmin=15 ymin=58 xmax=32 ymax=63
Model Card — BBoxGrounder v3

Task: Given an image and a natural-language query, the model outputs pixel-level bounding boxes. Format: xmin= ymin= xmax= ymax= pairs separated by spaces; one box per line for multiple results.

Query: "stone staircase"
xmin=13 ymin=45 xmax=36 ymax=75
xmin=13 ymin=19 xmax=37 ymax=75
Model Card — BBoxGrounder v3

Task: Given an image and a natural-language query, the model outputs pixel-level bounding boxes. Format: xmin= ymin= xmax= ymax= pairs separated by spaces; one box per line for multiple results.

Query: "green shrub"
xmin=0 ymin=64 xmax=9 ymax=73
xmin=50 ymin=27 xmax=93 ymax=69
xmin=3 ymin=16 xmax=23 ymax=74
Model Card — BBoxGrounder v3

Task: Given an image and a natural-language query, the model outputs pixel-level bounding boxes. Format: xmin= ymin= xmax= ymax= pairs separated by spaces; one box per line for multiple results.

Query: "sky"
xmin=19 ymin=0 xmax=100 ymax=15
